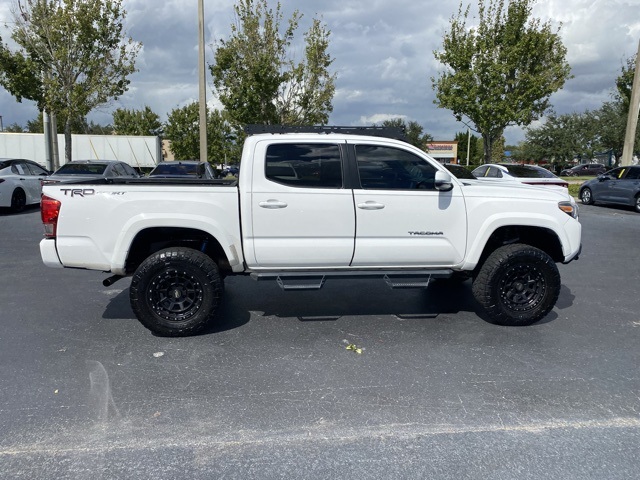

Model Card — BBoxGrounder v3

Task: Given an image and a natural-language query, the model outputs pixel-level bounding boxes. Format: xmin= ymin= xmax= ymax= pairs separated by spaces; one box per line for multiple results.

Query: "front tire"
xmin=580 ymin=187 xmax=594 ymax=205
xmin=472 ymin=244 xmax=560 ymax=326
xmin=635 ymin=194 xmax=640 ymax=213
xmin=129 ymin=247 xmax=224 ymax=336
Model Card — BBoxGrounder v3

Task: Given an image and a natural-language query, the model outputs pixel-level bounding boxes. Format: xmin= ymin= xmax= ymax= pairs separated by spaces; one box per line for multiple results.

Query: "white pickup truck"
xmin=39 ymin=127 xmax=582 ymax=336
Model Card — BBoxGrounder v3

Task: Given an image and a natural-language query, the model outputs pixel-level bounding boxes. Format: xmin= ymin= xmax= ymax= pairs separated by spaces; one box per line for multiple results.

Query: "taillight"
xmin=41 ymin=195 xmax=61 ymax=238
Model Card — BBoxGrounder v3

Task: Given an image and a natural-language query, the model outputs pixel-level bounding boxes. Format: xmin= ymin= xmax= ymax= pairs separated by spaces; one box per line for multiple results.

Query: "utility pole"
xmin=198 ymin=0 xmax=208 ymax=163
xmin=621 ymin=39 xmax=640 ymax=166
xmin=466 ymin=127 xmax=471 ymax=166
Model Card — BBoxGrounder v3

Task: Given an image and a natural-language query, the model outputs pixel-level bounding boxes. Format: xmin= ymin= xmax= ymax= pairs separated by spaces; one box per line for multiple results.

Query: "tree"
xmin=0 ymin=35 xmax=43 ymax=106
xmin=454 ymin=130 xmax=480 ymax=164
xmin=6 ymin=0 xmax=140 ymax=165
xmin=379 ymin=118 xmax=433 ymax=149
xmin=432 ymin=0 xmax=571 ymax=163
xmin=4 ymin=122 xmax=25 ymax=132
xmin=210 ymin=0 xmax=336 ymax=127
xmin=521 ymin=111 xmax=599 ymax=163
xmin=164 ymin=102 xmax=238 ymax=164
xmin=24 ymin=111 xmax=109 ymax=134
xmin=113 ymin=106 xmax=162 ymax=136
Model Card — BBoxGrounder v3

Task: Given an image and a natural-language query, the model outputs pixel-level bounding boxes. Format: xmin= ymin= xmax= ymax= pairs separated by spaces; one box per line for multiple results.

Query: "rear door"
xmin=14 ymin=160 xmax=43 ymax=204
xmin=247 ymin=140 xmax=356 ymax=268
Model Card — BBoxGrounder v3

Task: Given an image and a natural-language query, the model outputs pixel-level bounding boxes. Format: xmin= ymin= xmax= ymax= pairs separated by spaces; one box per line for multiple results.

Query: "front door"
xmin=350 ymin=143 xmax=467 ymax=267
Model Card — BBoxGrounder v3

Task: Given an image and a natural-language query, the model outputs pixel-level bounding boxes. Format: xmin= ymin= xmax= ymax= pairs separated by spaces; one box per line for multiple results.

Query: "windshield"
xmin=444 ymin=164 xmax=476 ymax=179
xmin=505 ymin=165 xmax=556 ymax=178
xmin=151 ymin=163 xmax=198 ymax=176
xmin=55 ymin=163 xmax=107 ymax=175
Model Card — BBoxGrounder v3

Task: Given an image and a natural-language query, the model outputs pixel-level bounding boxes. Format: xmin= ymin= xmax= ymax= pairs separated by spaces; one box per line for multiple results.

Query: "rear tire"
xmin=635 ymin=194 xmax=640 ymax=213
xmin=10 ymin=188 xmax=26 ymax=212
xmin=472 ymin=244 xmax=560 ymax=326
xmin=129 ymin=247 xmax=224 ymax=336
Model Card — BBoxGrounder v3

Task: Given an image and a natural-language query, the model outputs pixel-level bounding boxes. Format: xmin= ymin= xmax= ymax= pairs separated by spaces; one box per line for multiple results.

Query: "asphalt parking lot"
xmin=1 ymin=203 xmax=639 ymax=479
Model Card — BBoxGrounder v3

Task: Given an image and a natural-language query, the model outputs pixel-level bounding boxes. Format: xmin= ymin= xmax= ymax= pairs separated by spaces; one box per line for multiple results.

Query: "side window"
xmin=485 ymin=167 xmax=501 ymax=178
xmin=355 ymin=145 xmax=437 ymax=190
xmin=625 ymin=167 xmax=640 ymax=180
xmin=26 ymin=162 xmax=49 ymax=175
xmin=123 ymin=164 xmax=137 ymax=176
xmin=265 ymin=143 xmax=342 ymax=188
xmin=112 ymin=164 xmax=126 ymax=177
xmin=12 ymin=162 xmax=27 ymax=175
xmin=474 ymin=165 xmax=488 ymax=177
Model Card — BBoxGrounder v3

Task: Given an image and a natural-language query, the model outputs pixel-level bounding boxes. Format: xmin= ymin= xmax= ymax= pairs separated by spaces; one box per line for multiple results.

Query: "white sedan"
xmin=0 ymin=158 xmax=50 ymax=212
xmin=472 ymin=163 xmax=568 ymax=188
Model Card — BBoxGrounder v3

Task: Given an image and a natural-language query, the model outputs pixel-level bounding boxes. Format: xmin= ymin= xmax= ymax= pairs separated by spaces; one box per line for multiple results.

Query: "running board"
xmin=250 ymin=269 xmax=453 ymax=291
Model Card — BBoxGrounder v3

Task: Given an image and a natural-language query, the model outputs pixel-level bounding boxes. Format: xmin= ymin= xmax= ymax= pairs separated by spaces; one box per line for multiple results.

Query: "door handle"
xmin=357 ymin=201 xmax=385 ymax=210
xmin=259 ymin=199 xmax=288 ymax=209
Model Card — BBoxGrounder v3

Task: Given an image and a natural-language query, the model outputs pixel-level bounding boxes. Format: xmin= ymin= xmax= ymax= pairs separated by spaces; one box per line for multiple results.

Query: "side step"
xmin=383 ymin=274 xmax=432 ymax=289
xmin=276 ymin=275 xmax=326 ymax=291
xmin=250 ymin=269 xmax=453 ymax=291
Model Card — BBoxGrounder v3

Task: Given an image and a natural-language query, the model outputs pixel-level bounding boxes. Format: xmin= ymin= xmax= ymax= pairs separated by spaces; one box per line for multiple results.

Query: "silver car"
xmin=0 ymin=158 xmax=50 ymax=212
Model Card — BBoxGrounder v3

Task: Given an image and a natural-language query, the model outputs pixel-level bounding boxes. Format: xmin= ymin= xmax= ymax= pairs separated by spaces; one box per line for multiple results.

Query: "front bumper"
xmin=563 ymin=243 xmax=582 ymax=264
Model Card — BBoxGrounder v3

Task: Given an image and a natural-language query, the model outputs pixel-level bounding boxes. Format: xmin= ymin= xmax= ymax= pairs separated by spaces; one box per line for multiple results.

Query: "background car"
xmin=560 ymin=163 xmax=607 ymax=177
xmin=220 ymin=165 xmax=239 ymax=177
xmin=0 ymin=158 xmax=50 ymax=212
xmin=44 ymin=160 xmax=140 ymax=184
xmin=472 ymin=163 xmax=568 ymax=188
xmin=148 ymin=160 xmax=217 ymax=179
xmin=579 ymin=165 xmax=640 ymax=213
xmin=443 ymin=163 xmax=476 ymax=179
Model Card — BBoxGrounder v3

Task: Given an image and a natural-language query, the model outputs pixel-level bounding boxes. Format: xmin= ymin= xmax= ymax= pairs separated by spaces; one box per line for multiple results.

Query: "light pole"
xmin=621 ymin=39 xmax=640 ymax=166
xmin=198 ymin=0 xmax=207 ymax=162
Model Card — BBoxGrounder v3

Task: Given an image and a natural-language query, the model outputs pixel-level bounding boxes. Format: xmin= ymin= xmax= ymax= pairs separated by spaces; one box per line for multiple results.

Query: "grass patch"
xmin=568 ymin=184 xmax=580 ymax=197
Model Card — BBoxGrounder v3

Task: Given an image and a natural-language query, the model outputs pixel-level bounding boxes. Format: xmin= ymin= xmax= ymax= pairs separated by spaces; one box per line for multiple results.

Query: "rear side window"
xmin=265 ymin=143 xmax=342 ymax=188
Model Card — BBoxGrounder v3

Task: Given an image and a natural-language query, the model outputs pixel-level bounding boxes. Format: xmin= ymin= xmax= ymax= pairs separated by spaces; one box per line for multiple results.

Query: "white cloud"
xmin=1 ymin=0 xmax=639 ymax=145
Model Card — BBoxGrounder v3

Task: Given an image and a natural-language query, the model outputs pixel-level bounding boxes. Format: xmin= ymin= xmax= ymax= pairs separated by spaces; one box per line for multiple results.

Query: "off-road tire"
xmin=580 ymin=187 xmax=594 ymax=205
xmin=472 ymin=244 xmax=560 ymax=326
xmin=130 ymin=247 xmax=224 ymax=336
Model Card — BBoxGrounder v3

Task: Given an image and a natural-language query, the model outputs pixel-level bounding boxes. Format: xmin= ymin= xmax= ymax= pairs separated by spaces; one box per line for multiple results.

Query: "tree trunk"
xmin=64 ymin=118 xmax=73 ymax=163
xmin=483 ymin=134 xmax=493 ymax=164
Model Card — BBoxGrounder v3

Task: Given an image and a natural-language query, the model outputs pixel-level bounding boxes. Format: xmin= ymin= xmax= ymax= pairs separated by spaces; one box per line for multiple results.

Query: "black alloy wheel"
xmin=472 ymin=244 xmax=560 ymax=326
xmin=130 ymin=247 xmax=224 ymax=336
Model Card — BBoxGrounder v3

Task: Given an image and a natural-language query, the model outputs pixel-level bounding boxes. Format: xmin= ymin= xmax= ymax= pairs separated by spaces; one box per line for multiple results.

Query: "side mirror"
xmin=435 ymin=170 xmax=454 ymax=191
xmin=598 ymin=174 xmax=610 ymax=182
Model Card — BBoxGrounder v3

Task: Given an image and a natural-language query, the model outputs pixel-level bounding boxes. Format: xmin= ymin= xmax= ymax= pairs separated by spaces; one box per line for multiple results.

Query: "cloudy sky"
xmin=1 ymin=0 xmax=639 ymax=145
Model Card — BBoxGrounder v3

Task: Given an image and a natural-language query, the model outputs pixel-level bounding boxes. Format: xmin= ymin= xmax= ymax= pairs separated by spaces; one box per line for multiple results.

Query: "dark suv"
xmin=560 ymin=163 xmax=607 ymax=176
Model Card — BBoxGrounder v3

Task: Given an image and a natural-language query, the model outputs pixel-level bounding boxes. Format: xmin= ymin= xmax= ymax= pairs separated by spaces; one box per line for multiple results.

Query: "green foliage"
xmin=210 ymin=0 xmax=336 ymax=127
xmin=432 ymin=0 xmax=571 ymax=163
xmin=7 ymin=0 xmax=140 ymax=163
xmin=615 ymin=56 xmax=636 ymax=109
xmin=113 ymin=106 xmax=162 ymax=136
xmin=454 ymin=130 xmax=481 ymax=164
xmin=521 ymin=102 xmax=638 ymax=164
xmin=0 ymin=36 xmax=43 ymax=106
xmin=164 ymin=102 xmax=239 ymax=163
xmin=379 ymin=118 xmax=433 ymax=150
xmin=25 ymin=111 xmax=111 ymax=134
xmin=4 ymin=123 xmax=25 ymax=133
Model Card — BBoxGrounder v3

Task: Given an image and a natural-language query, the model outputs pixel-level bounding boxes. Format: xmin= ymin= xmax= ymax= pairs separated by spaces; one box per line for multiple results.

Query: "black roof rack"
xmin=244 ymin=124 xmax=407 ymax=141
